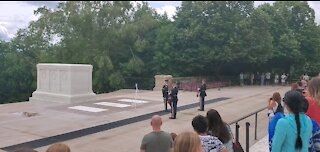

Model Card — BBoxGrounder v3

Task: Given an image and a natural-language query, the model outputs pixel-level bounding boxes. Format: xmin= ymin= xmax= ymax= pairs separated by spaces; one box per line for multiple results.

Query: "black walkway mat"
xmin=1 ymin=97 xmax=229 ymax=151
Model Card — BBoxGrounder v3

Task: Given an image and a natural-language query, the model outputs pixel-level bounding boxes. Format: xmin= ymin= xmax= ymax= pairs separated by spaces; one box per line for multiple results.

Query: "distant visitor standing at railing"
xmin=240 ymin=72 xmax=244 ymax=86
xmin=261 ymin=73 xmax=265 ymax=86
xmin=266 ymin=72 xmax=271 ymax=86
xmin=281 ymin=73 xmax=286 ymax=86
xmin=250 ymin=73 xmax=254 ymax=85
xmin=274 ymin=73 xmax=279 ymax=86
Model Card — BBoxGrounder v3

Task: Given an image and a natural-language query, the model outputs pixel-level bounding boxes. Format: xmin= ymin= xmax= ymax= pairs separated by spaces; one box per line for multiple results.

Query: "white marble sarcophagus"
xmin=29 ymin=63 xmax=96 ymax=103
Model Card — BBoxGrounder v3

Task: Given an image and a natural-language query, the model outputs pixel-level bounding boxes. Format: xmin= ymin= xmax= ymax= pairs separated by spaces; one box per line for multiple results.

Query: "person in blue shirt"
xmin=272 ymin=90 xmax=312 ymax=152
xmin=268 ymin=95 xmax=285 ymax=151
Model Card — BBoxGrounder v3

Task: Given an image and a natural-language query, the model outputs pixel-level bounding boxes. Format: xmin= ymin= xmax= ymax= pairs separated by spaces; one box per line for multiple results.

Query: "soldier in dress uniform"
xmin=162 ymin=79 xmax=170 ymax=111
xmin=169 ymin=82 xmax=178 ymax=119
xmin=197 ymin=79 xmax=207 ymax=111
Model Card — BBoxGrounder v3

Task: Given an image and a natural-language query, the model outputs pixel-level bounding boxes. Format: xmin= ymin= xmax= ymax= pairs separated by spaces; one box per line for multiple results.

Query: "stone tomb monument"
xmin=153 ymin=75 xmax=173 ymax=91
xmin=29 ymin=63 xmax=96 ymax=103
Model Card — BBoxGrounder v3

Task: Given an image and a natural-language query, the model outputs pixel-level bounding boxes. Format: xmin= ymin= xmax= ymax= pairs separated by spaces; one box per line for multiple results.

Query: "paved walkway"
xmin=0 ymin=86 xmax=289 ymax=152
xmin=250 ymin=135 xmax=269 ymax=152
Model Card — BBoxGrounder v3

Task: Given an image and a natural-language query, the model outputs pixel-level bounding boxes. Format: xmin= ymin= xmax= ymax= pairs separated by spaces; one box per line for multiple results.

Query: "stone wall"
xmin=153 ymin=75 xmax=173 ymax=91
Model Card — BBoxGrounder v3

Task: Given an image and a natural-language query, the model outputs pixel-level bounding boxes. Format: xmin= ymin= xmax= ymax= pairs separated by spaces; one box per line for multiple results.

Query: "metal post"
xmin=235 ymin=122 xmax=240 ymax=143
xmin=134 ymin=83 xmax=138 ymax=109
xmin=246 ymin=122 xmax=250 ymax=152
xmin=255 ymin=113 xmax=258 ymax=140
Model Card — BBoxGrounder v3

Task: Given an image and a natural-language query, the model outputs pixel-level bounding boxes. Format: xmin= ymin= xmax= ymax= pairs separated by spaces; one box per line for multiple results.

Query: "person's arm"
xmin=271 ymin=119 xmax=287 ymax=152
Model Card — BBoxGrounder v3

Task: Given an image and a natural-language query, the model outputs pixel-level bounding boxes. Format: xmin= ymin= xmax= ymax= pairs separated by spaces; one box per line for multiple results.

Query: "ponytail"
xmin=294 ymin=113 xmax=302 ymax=149
xmin=284 ymin=90 xmax=305 ymax=150
xmin=275 ymin=103 xmax=283 ymax=113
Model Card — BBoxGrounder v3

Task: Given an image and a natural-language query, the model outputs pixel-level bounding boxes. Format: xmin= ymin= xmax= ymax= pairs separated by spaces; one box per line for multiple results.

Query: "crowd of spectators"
xmin=268 ymin=75 xmax=320 ymax=152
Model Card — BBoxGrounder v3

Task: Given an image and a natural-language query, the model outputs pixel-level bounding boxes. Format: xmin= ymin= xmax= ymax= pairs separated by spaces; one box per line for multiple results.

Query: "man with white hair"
xmin=140 ymin=115 xmax=173 ymax=152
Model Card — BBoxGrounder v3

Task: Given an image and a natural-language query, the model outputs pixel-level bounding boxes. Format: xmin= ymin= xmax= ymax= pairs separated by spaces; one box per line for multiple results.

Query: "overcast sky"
xmin=1 ymin=1 xmax=320 ymax=41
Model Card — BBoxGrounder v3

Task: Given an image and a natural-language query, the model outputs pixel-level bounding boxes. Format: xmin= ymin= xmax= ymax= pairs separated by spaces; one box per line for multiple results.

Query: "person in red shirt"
xmin=305 ymin=96 xmax=320 ymax=125
xmin=306 ymin=77 xmax=320 ymax=125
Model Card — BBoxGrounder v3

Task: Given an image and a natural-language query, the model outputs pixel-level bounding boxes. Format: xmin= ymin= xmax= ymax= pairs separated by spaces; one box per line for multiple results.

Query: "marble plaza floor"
xmin=250 ymin=135 xmax=269 ymax=152
xmin=0 ymin=86 xmax=288 ymax=152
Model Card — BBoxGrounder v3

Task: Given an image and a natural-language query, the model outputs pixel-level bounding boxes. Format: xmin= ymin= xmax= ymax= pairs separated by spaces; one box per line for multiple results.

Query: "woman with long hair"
xmin=268 ymin=92 xmax=285 ymax=151
xmin=272 ymin=90 xmax=312 ymax=152
xmin=206 ymin=109 xmax=233 ymax=152
xmin=268 ymin=92 xmax=283 ymax=121
xmin=306 ymin=77 xmax=320 ymax=125
xmin=173 ymin=132 xmax=202 ymax=152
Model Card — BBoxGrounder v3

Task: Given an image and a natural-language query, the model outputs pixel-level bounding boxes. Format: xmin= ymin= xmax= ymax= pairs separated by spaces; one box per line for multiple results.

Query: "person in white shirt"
xmin=274 ymin=74 xmax=279 ymax=86
xmin=239 ymin=72 xmax=244 ymax=86
xmin=265 ymin=72 xmax=271 ymax=86
xmin=281 ymin=73 xmax=286 ymax=86
xmin=261 ymin=73 xmax=265 ymax=86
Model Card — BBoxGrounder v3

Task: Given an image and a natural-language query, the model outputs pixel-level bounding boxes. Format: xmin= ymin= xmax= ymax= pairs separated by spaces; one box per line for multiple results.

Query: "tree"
xmin=172 ymin=1 xmax=256 ymax=75
xmin=12 ymin=1 xmax=162 ymax=93
xmin=262 ymin=1 xmax=320 ymax=76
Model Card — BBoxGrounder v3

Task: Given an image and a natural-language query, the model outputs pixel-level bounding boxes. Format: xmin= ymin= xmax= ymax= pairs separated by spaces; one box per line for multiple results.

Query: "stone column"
xmin=29 ymin=63 xmax=96 ymax=103
xmin=153 ymin=75 xmax=173 ymax=91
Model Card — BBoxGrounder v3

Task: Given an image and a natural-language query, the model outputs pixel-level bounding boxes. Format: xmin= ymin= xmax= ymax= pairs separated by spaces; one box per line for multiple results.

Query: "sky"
xmin=1 ymin=1 xmax=320 ymax=41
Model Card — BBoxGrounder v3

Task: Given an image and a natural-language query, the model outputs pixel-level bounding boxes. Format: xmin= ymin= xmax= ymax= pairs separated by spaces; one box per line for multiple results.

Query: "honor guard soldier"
xmin=197 ymin=79 xmax=207 ymax=111
xmin=162 ymin=79 xmax=169 ymax=111
xmin=169 ymin=82 xmax=178 ymax=119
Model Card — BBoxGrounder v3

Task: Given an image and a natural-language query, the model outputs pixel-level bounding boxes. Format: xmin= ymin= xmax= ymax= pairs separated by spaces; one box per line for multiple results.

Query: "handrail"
xmin=227 ymin=106 xmax=268 ymax=152
xmin=228 ymin=106 xmax=267 ymax=125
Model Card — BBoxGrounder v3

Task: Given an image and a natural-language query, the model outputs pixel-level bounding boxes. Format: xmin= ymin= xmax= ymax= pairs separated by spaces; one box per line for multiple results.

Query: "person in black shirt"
xmin=197 ymin=79 xmax=207 ymax=111
xmin=162 ymin=80 xmax=170 ymax=111
xmin=169 ymin=82 xmax=178 ymax=119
